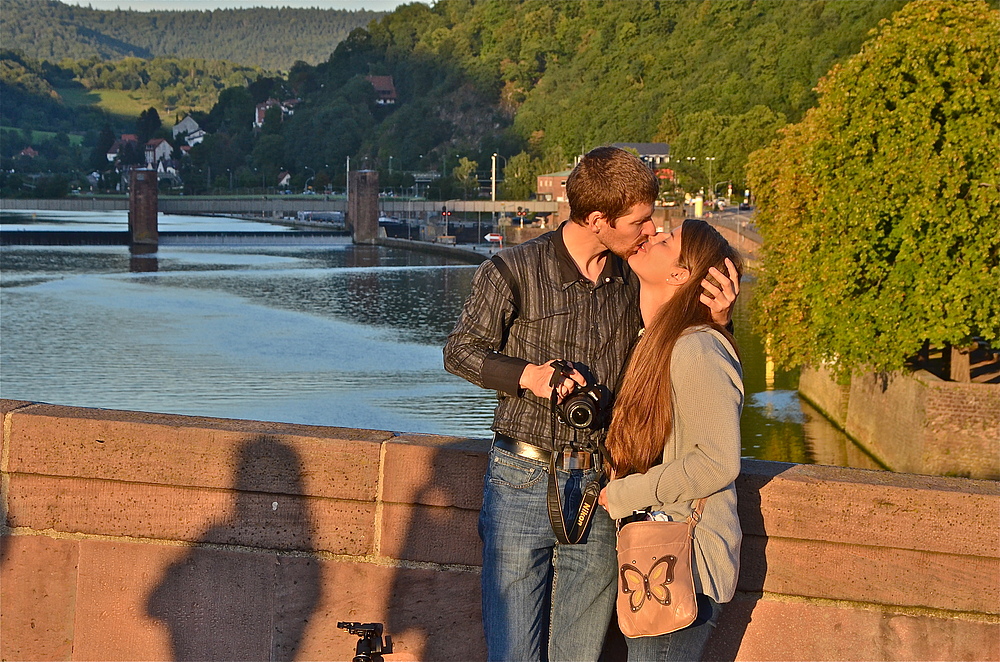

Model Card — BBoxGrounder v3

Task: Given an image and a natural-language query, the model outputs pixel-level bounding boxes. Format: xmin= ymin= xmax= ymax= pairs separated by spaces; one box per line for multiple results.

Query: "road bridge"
xmin=0 ymin=196 xmax=557 ymax=217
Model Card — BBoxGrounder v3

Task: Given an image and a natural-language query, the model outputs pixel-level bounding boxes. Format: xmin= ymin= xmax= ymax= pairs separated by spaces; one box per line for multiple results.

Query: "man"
xmin=444 ymin=146 xmax=736 ymax=661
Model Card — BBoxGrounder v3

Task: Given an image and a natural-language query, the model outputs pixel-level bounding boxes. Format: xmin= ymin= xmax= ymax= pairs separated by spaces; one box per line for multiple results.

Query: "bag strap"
xmin=490 ymin=254 xmax=521 ymax=315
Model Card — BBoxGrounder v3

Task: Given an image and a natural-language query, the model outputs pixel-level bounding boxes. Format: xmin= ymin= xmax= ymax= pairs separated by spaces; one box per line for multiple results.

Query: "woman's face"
xmin=627 ymin=226 xmax=684 ymax=285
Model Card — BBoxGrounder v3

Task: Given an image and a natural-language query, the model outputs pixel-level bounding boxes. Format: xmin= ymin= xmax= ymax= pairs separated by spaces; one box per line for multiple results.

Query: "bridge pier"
xmin=128 ymin=169 xmax=158 ymax=249
xmin=348 ymin=169 xmax=378 ymax=244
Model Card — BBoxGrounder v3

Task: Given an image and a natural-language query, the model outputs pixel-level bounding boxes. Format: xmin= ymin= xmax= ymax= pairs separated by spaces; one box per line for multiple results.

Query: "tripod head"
xmin=337 ymin=622 xmax=393 ymax=662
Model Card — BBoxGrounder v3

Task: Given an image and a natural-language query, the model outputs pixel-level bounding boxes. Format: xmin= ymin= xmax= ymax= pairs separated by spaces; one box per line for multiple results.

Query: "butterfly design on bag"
xmin=620 ymin=555 xmax=677 ymax=613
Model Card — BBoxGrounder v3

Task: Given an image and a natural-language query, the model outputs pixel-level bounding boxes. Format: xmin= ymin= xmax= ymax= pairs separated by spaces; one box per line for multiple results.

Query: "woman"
xmin=599 ymin=218 xmax=744 ymax=661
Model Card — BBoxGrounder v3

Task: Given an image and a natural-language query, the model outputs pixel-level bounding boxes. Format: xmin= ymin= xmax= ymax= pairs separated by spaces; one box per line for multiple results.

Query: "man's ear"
xmin=586 ymin=210 xmax=607 ymax=233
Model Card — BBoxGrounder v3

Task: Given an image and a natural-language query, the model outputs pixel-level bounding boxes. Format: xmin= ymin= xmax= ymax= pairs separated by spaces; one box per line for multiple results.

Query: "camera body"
xmin=550 ymin=360 xmax=611 ymax=430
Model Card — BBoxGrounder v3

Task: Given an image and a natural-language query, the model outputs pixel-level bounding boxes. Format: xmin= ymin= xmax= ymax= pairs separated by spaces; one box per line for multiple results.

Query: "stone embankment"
xmin=2 ymin=399 xmax=998 ymax=661
xmin=799 ymin=367 xmax=1000 ymax=480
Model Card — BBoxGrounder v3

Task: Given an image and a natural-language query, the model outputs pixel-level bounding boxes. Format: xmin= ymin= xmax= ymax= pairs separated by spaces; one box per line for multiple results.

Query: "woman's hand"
xmin=701 ymin=257 xmax=740 ymax=325
xmin=598 ymin=486 xmax=609 ymax=510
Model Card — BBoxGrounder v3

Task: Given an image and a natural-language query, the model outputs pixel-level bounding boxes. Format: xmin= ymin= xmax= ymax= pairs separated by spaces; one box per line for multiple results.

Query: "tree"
xmin=452 ymin=156 xmax=478 ymax=198
xmin=136 ymin=107 xmax=162 ymax=142
xmin=748 ymin=0 xmax=1000 ymax=379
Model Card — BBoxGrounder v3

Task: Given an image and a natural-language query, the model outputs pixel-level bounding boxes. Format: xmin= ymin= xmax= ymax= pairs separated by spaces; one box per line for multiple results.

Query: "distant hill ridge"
xmin=1 ymin=0 xmax=384 ymax=71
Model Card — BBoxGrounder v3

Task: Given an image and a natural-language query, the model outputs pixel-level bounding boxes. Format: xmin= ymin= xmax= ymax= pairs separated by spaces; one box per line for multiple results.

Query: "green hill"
xmin=1 ymin=0 xmax=383 ymax=71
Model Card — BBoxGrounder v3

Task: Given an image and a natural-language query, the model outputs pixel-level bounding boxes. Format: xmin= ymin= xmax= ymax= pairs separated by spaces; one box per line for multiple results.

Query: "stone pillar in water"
xmin=349 ymin=169 xmax=379 ymax=244
xmin=128 ymin=169 xmax=158 ymax=248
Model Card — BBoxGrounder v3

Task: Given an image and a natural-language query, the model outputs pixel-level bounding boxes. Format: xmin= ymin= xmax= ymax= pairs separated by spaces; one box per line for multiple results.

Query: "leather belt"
xmin=493 ymin=433 xmax=596 ymax=470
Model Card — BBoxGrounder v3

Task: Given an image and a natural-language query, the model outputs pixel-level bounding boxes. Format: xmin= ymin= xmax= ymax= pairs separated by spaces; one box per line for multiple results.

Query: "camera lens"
xmin=565 ymin=399 xmax=595 ymax=429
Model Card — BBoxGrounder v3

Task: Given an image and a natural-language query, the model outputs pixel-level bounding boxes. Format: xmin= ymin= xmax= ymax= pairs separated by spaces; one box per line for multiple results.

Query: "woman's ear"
xmin=668 ymin=267 xmax=690 ymax=285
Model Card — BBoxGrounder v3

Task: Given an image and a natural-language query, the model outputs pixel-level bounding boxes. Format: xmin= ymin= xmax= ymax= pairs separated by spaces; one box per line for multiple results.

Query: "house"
xmin=107 ymin=135 xmax=140 ymax=162
xmin=277 ymin=171 xmax=291 ymax=189
xmin=16 ymin=147 xmax=38 ymax=159
xmin=365 ymin=76 xmax=397 ymax=105
xmin=183 ymin=129 xmax=206 ymax=147
xmin=610 ymin=142 xmax=671 ymax=166
xmin=254 ymin=98 xmax=299 ymax=128
xmin=172 ymin=115 xmax=200 ymax=139
xmin=536 ymin=169 xmax=572 ymax=202
xmin=145 ymin=138 xmax=173 ymax=171
xmin=172 ymin=116 xmax=206 ymax=146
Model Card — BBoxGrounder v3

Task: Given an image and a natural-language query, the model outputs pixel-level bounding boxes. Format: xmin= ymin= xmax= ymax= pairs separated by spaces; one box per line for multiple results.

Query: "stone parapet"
xmin=2 ymin=400 xmax=997 ymax=661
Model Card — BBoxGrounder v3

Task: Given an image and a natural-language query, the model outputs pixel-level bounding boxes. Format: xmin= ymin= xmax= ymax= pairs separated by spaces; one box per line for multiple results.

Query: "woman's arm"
xmin=603 ymin=331 xmax=743 ymax=520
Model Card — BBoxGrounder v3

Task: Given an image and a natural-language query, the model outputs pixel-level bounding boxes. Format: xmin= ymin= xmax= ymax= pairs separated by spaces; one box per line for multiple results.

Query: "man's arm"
xmin=444 ymin=260 xmax=526 ymax=396
xmin=701 ymin=257 xmax=741 ymax=326
xmin=444 ymin=260 xmax=587 ymax=399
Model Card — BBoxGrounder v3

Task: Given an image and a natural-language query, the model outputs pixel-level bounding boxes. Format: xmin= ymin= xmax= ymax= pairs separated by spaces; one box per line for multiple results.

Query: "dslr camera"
xmin=550 ymin=360 xmax=611 ymax=430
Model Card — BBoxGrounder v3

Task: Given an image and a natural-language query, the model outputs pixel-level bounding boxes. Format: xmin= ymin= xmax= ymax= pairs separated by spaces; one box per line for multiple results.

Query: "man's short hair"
xmin=566 ymin=146 xmax=659 ymax=226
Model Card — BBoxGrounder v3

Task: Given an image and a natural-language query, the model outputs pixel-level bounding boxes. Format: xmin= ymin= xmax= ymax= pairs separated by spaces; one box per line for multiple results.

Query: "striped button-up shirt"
xmin=444 ymin=223 xmax=643 ymax=451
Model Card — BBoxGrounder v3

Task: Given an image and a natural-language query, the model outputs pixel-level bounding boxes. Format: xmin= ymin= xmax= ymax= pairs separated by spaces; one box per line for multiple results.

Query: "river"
xmin=0 ymin=210 xmax=881 ymax=469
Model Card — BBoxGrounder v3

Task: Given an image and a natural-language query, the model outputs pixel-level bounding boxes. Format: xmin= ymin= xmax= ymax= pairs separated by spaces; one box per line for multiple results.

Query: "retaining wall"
xmin=2 ymin=400 xmax=997 ymax=661
xmin=799 ymin=367 xmax=1000 ymax=480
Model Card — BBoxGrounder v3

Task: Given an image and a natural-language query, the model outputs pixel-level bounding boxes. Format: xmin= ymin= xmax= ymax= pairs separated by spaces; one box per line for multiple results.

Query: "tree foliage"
xmin=748 ymin=0 xmax=1000 ymax=376
xmin=1 ymin=0 xmax=381 ymax=71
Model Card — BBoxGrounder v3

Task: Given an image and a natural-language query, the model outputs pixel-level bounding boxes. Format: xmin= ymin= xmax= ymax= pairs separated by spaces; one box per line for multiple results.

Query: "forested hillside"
xmin=3 ymin=0 xmax=919 ymax=200
xmin=1 ymin=0 xmax=382 ymax=71
xmin=266 ymin=0 xmax=909 ymax=194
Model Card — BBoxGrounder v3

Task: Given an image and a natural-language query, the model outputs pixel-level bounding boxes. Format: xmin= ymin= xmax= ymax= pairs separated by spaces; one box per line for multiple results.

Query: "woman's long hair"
xmin=606 ymin=219 xmax=744 ymax=476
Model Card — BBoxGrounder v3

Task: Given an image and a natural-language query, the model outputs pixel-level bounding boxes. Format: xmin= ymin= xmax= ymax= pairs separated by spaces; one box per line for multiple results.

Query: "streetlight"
xmin=491 ymin=153 xmax=508 ymax=238
xmin=704 ymin=157 xmax=716 ymax=201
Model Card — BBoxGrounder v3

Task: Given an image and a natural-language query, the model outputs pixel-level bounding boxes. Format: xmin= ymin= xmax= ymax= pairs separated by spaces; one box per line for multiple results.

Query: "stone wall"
xmin=2 ymin=400 xmax=998 ymax=661
xmin=799 ymin=367 xmax=1000 ymax=480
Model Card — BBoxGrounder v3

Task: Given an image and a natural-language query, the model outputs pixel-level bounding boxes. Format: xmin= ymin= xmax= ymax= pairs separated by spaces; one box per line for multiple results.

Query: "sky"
xmin=62 ymin=0 xmax=410 ymax=11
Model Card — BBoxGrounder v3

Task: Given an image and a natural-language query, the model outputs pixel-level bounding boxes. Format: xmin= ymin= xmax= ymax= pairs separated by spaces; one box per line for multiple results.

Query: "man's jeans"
xmin=479 ymin=446 xmax=617 ymax=662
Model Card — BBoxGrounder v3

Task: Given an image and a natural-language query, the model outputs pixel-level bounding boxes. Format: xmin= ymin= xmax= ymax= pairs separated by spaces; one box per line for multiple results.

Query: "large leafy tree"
xmin=748 ymin=0 xmax=1000 ymax=378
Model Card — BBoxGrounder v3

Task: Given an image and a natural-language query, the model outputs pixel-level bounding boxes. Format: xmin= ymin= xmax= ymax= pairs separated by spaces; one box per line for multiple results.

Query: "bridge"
xmin=0 ymin=196 xmax=557 ymax=217
xmin=1 ymin=399 xmax=997 ymax=661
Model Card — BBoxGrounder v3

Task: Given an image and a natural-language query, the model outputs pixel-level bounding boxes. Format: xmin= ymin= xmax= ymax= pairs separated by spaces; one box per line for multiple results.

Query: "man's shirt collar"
xmin=554 ymin=221 xmax=626 ymax=288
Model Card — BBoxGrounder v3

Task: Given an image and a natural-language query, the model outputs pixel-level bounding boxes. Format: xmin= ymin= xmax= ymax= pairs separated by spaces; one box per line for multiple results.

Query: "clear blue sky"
xmin=63 ymin=0 xmax=410 ymax=11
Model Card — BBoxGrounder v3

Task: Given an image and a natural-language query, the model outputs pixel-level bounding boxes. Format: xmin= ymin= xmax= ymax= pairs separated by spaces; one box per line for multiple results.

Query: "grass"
xmin=55 ymin=86 xmax=155 ymax=119
xmin=1 ymin=125 xmax=84 ymax=146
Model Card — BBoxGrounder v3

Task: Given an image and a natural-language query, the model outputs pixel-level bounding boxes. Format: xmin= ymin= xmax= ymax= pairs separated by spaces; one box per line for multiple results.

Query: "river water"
xmin=0 ymin=210 xmax=880 ymax=469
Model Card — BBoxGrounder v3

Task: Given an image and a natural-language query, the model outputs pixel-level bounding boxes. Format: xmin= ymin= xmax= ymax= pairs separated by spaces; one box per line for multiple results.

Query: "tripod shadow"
xmin=146 ymin=435 xmax=321 ymax=661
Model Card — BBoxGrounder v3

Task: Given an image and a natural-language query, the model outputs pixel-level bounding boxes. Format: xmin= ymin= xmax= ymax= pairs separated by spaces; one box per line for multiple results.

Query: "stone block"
xmin=75 ymin=539 xmax=276 ymax=661
xmin=379 ymin=502 xmax=482 ymax=566
xmin=0 ymin=535 xmax=78 ymax=661
xmin=6 ymin=474 xmax=376 ymax=555
xmin=297 ymin=558 xmax=485 ymax=661
xmin=705 ymin=593 xmax=1000 ymax=661
xmin=740 ymin=536 xmax=998 ymax=614
xmin=382 ymin=433 xmax=489 ymax=509
xmin=737 ymin=460 xmax=1000 ymax=557
xmin=4 ymin=404 xmax=387 ymax=500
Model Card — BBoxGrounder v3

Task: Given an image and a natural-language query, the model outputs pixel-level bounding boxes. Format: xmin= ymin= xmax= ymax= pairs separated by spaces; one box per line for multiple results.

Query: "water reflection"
xmin=0 ymin=240 xmax=873 ymax=468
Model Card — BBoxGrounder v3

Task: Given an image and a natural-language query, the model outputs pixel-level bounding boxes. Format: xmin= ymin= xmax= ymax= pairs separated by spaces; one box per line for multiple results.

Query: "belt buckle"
xmin=558 ymin=451 xmax=592 ymax=471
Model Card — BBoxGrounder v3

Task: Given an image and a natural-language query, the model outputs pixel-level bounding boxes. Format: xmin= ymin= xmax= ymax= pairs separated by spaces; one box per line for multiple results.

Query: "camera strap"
xmin=545 ymin=386 xmax=605 ymax=545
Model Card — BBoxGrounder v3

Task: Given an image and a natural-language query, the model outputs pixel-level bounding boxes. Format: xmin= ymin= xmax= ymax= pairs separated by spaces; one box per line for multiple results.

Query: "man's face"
xmin=594 ymin=202 xmax=656 ymax=259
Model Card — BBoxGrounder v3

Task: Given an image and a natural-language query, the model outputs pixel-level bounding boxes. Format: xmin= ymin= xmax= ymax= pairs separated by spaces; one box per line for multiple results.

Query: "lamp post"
xmin=705 ymin=157 xmax=716 ymax=201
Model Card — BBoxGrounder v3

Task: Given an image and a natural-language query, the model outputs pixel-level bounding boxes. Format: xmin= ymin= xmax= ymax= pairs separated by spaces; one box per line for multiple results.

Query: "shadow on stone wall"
xmin=146 ymin=435 xmax=321 ymax=661
xmin=702 ymin=467 xmax=776 ymax=661
xmin=384 ymin=437 xmax=488 ymax=660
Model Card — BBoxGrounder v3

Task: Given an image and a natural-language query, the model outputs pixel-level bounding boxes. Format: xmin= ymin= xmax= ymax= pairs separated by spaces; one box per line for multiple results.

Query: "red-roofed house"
xmin=365 ymin=76 xmax=397 ymax=105
xmin=145 ymin=138 xmax=173 ymax=171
